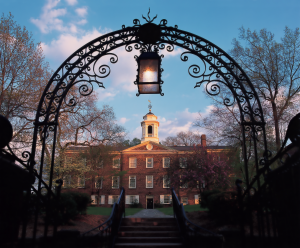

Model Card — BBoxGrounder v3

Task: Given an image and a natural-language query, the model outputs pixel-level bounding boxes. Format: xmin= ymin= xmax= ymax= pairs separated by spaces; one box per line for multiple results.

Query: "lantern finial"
xmin=148 ymin=100 xmax=152 ymax=112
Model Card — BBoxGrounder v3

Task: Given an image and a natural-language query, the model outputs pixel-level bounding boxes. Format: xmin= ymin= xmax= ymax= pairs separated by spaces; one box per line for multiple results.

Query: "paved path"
xmin=125 ymin=209 xmax=173 ymax=218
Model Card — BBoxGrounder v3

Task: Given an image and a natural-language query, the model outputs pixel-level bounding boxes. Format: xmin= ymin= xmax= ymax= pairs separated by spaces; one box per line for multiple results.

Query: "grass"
xmin=86 ymin=205 xmax=208 ymax=217
xmin=157 ymin=205 xmax=208 ymax=216
xmin=87 ymin=206 xmax=143 ymax=216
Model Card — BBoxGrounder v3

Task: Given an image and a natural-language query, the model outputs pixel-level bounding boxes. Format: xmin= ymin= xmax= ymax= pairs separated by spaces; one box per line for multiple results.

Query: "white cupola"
xmin=141 ymin=101 xmax=159 ymax=143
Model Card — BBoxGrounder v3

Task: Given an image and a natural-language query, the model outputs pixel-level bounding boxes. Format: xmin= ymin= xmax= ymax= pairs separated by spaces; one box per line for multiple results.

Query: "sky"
xmin=1 ymin=0 xmax=300 ymax=142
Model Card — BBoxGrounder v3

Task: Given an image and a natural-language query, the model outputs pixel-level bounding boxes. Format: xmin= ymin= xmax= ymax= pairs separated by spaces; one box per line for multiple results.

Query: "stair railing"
xmin=82 ymin=187 xmax=125 ymax=248
xmin=171 ymin=187 xmax=223 ymax=247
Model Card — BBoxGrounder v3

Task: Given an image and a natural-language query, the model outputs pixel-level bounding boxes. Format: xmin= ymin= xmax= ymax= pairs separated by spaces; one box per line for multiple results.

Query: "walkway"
xmin=125 ymin=209 xmax=173 ymax=218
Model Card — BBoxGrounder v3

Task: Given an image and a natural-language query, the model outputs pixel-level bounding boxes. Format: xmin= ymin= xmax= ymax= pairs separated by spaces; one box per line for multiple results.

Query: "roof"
xmin=168 ymin=145 xmax=231 ymax=151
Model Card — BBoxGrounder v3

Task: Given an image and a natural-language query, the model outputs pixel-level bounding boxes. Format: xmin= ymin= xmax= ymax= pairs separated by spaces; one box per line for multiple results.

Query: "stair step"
xmin=117 ymin=237 xmax=182 ymax=243
xmin=114 ymin=243 xmax=183 ymax=248
xmin=122 ymin=218 xmax=176 ymax=224
xmin=118 ymin=231 xmax=180 ymax=237
xmin=120 ymin=226 xmax=178 ymax=231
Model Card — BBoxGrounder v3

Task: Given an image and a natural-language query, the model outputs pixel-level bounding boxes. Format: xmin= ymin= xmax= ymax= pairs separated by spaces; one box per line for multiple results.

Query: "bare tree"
xmin=0 ymin=13 xmax=51 ymax=150
xmin=230 ymin=27 xmax=300 ymax=151
xmin=161 ymin=131 xmax=202 ymax=146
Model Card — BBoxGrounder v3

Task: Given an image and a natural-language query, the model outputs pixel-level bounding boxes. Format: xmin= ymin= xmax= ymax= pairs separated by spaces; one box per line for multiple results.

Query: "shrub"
xmin=130 ymin=199 xmax=143 ymax=208
xmin=154 ymin=200 xmax=163 ymax=208
xmin=68 ymin=192 xmax=91 ymax=214
xmin=206 ymin=191 xmax=238 ymax=223
xmin=200 ymin=189 xmax=221 ymax=208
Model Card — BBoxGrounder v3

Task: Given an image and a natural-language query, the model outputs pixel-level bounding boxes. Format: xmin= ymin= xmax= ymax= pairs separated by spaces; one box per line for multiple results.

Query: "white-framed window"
xmin=194 ymin=195 xmax=200 ymax=204
xmin=179 ymin=157 xmax=187 ymax=168
xmin=97 ymin=159 xmax=104 ymax=169
xmin=196 ymin=180 xmax=205 ymax=189
xmin=163 ymin=175 xmax=170 ymax=188
xmin=160 ymin=195 xmax=172 ymax=204
xmin=112 ymin=176 xmax=119 ymax=189
xmin=113 ymin=158 xmax=120 ymax=168
xmin=108 ymin=195 xmax=119 ymax=204
xmin=181 ymin=197 xmax=188 ymax=205
xmin=146 ymin=158 xmax=153 ymax=168
xmin=163 ymin=157 xmax=170 ymax=168
xmin=129 ymin=157 xmax=137 ymax=168
xmin=180 ymin=175 xmax=188 ymax=188
xmin=95 ymin=176 xmax=103 ymax=189
xmin=129 ymin=176 xmax=136 ymax=188
xmin=63 ymin=175 xmax=71 ymax=188
xmin=78 ymin=175 xmax=85 ymax=188
xmin=91 ymin=195 xmax=98 ymax=205
xmin=125 ymin=195 xmax=139 ymax=204
xmin=146 ymin=175 xmax=153 ymax=188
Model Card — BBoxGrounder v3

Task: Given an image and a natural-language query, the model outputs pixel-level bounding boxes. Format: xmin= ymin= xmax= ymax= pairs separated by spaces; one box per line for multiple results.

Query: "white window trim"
xmin=113 ymin=158 xmax=120 ymax=168
xmin=77 ymin=175 xmax=85 ymax=188
xmin=129 ymin=175 xmax=136 ymax=189
xmin=63 ymin=175 xmax=71 ymax=188
xmin=108 ymin=195 xmax=119 ymax=204
xmin=146 ymin=157 xmax=153 ymax=168
xmin=95 ymin=176 xmax=103 ymax=189
xmin=125 ymin=195 xmax=139 ymax=204
xmin=179 ymin=157 xmax=187 ymax=168
xmin=194 ymin=195 xmax=200 ymax=204
xmin=129 ymin=157 xmax=137 ymax=168
xmin=112 ymin=176 xmax=120 ymax=189
xmin=146 ymin=175 xmax=153 ymax=188
xmin=163 ymin=157 xmax=170 ymax=168
xmin=181 ymin=197 xmax=188 ymax=205
xmin=160 ymin=195 xmax=172 ymax=204
xmin=91 ymin=195 xmax=98 ymax=205
xmin=163 ymin=175 xmax=170 ymax=188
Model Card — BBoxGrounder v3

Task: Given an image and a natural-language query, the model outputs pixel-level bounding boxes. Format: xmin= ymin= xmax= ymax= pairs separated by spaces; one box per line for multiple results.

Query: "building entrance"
xmin=146 ymin=197 xmax=153 ymax=209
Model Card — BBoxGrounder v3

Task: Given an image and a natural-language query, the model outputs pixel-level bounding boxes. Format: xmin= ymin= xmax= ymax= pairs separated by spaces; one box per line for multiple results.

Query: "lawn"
xmin=87 ymin=206 xmax=144 ymax=216
xmin=157 ymin=205 xmax=208 ymax=216
xmin=87 ymin=205 xmax=207 ymax=216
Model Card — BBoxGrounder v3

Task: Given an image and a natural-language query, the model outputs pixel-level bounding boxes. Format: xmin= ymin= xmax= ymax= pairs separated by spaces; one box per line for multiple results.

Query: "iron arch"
xmin=18 ymin=17 xmax=270 ymax=238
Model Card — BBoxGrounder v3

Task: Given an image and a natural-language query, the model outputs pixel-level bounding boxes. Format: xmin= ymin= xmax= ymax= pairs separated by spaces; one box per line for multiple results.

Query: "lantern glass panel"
xmin=139 ymin=60 xmax=159 ymax=83
xmin=138 ymin=84 xmax=160 ymax=94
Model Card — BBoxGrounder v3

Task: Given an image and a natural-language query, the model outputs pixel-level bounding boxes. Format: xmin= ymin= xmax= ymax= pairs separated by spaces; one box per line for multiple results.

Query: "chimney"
xmin=201 ymin=134 xmax=206 ymax=146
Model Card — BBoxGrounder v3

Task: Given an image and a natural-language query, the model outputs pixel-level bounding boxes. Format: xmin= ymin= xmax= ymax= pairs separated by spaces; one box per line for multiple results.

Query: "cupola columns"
xmin=141 ymin=103 xmax=159 ymax=143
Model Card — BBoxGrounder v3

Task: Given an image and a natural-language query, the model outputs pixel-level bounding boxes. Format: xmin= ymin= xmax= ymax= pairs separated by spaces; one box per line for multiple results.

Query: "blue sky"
xmin=1 ymin=0 xmax=299 ymax=141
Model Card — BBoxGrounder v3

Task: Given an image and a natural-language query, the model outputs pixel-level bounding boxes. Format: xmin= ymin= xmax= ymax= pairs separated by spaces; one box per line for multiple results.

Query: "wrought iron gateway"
xmin=5 ymin=11 xmax=297 ymax=247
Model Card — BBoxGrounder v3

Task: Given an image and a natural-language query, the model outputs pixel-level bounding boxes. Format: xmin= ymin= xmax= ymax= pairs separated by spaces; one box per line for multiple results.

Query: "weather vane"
xmin=142 ymin=8 xmax=157 ymax=23
xmin=148 ymin=100 xmax=152 ymax=112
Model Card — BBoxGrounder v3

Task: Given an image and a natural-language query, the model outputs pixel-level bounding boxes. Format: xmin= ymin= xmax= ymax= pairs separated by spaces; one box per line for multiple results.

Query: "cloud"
xmin=119 ymin=117 xmax=130 ymax=124
xmin=31 ymin=0 xmax=67 ymax=34
xmin=65 ymin=0 xmax=77 ymax=5
xmin=75 ymin=7 xmax=87 ymax=17
xmin=96 ymin=88 xmax=118 ymax=101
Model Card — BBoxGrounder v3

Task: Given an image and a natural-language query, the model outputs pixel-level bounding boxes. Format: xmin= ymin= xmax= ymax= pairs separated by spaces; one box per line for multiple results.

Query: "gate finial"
xmin=142 ymin=8 xmax=157 ymax=23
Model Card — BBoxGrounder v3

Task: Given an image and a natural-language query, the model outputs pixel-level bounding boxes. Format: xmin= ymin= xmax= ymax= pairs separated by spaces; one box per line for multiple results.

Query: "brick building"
xmin=64 ymin=109 xmax=229 ymax=209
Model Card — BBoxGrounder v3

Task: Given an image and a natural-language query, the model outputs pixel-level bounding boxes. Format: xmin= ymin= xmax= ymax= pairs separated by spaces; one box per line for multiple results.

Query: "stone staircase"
xmin=115 ymin=218 xmax=183 ymax=248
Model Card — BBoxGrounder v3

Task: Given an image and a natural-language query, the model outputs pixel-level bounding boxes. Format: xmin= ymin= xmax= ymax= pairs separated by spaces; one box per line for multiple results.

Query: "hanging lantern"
xmin=135 ymin=52 xmax=162 ymax=95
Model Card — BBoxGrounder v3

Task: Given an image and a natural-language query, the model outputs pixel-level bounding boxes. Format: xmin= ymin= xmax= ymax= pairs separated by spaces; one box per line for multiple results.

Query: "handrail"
xmin=82 ymin=187 xmax=125 ymax=248
xmin=171 ymin=187 xmax=223 ymax=247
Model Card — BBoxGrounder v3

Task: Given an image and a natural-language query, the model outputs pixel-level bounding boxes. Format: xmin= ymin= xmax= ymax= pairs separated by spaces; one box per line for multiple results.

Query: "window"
xmin=129 ymin=158 xmax=137 ymax=168
xmin=180 ymin=176 xmax=188 ymax=188
xmin=179 ymin=157 xmax=187 ymax=168
xmin=181 ymin=197 xmax=188 ymax=205
xmin=78 ymin=175 xmax=85 ymax=188
xmin=63 ymin=175 xmax=71 ymax=188
xmin=125 ymin=195 xmax=139 ymax=204
xmin=108 ymin=195 xmax=119 ymax=204
xmin=113 ymin=158 xmax=120 ymax=168
xmin=91 ymin=195 xmax=98 ymax=205
xmin=146 ymin=158 xmax=153 ymax=168
xmin=146 ymin=175 xmax=153 ymax=188
xmin=99 ymin=195 xmax=105 ymax=204
xmin=194 ymin=195 xmax=200 ymax=204
xmin=97 ymin=159 xmax=104 ymax=169
xmin=112 ymin=176 xmax=119 ymax=189
xmin=197 ymin=180 xmax=205 ymax=189
xmin=95 ymin=176 xmax=103 ymax=189
xmin=160 ymin=195 xmax=172 ymax=204
xmin=129 ymin=176 xmax=136 ymax=188
xmin=163 ymin=175 xmax=170 ymax=188
xmin=163 ymin=157 xmax=170 ymax=168
xmin=148 ymin=125 xmax=153 ymax=137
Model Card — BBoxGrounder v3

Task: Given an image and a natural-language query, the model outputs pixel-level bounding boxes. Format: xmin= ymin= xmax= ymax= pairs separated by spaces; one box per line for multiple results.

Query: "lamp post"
xmin=135 ymin=51 xmax=162 ymax=95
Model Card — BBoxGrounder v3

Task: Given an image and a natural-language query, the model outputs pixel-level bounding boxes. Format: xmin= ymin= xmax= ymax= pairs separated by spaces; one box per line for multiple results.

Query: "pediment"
xmin=122 ymin=141 xmax=177 ymax=152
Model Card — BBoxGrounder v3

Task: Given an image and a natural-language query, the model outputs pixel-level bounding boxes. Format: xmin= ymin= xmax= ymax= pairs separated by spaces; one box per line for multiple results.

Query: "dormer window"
xmin=148 ymin=125 xmax=153 ymax=137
